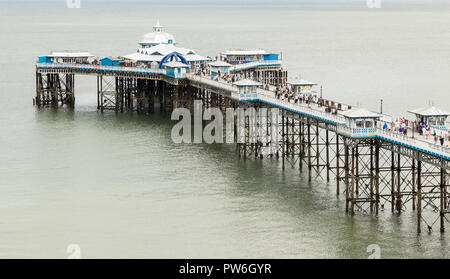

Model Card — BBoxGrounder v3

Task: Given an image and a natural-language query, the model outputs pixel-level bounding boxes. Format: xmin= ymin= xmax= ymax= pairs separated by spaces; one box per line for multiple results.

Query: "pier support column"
xmin=345 ymin=143 xmax=350 ymax=213
xmin=97 ymin=75 xmax=117 ymax=112
xmin=326 ymin=127 xmax=330 ymax=182
xmin=417 ymin=160 xmax=422 ymax=233
xmin=307 ymin=120 xmax=312 ymax=182
xmin=299 ymin=118 xmax=304 ymax=170
xmin=375 ymin=141 xmax=380 ymax=214
xmin=281 ymin=111 xmax=285 ymax=169
xmin=440 ymin=167 xmax=446 ymax=233
xmin=350 ymin=145 xmax=356 ymax=215
xmin=396 ymin=153 xmax=402 ymax=214
xmin=35 ymin=72 xmax=75 ymax=108
xmin=391 ymin=150 xmax=396 ymax=213
xmin=336 ymin=135 xmax=341 ymax=195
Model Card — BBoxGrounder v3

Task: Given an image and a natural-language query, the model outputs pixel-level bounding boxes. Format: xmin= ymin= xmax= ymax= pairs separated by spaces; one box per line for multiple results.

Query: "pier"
xmin=34 ymin=23 xmax=449 ymax=234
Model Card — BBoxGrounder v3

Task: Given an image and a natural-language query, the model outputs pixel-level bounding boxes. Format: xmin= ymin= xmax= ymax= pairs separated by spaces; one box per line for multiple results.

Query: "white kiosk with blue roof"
xmin=338 ymin=108 xmax=381 ymax=138
xmin=233 ymin=79 xmax=261 ymax=100
xmin=408 ymin=106 xmax=449 ymax=134
xmin=288 ymin=79 xmax=317 ymax=95
xmin=208 ymin=60 xmax=233 ymax=77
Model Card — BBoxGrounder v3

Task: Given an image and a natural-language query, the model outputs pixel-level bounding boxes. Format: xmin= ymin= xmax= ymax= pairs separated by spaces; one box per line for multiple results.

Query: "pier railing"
xmin=257 ymin=89 xmax=347 ymax=125
xmin=376 ymin=128 xmax=450 ymax=159
xmin=37 ymin=63 xmax=166 ymax=75
xmin=186 ymin=74 xmax=237 ymax=93
xmin=336 ymin=126 xmax=377 ymax=138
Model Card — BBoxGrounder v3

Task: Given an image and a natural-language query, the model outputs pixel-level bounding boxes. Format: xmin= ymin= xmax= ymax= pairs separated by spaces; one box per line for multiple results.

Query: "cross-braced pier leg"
xmin=416 ymin=159 xmax=449 ymax=233
xmin=97 ymin=75 xmax=118 ymax=112
xmin=343 ymin=138 xmax=379 ymax=215
xmin=35 ymin=73 xmax=75 ymax=108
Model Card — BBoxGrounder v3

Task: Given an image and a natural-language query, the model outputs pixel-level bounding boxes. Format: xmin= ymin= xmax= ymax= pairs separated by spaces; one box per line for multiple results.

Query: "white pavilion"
xmin=123 ymin=21 xmax=210 ymax=68
xmin=138 ymin=20 xmax=176 ymax=48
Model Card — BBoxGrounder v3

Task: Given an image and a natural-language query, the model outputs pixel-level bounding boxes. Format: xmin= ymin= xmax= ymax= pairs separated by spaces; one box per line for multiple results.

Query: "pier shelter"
xmin=208 ymin=60 xmax=233 ymax=77
xmin=408 ymin=106 xmax=449 ymax=133
xmin=43 ymin=51 xmax=95 ymax=64
xmin=339 ymin=108 xmax=380 ymax=138
xmin=288 ymin=79 xmax=317 ymax=95
xmin=220 ymin=49 xmax=280 ymax=64
xmin=234 ymin=79 xmax=261 ymax=100
xmin=164 ymin=61 xmax=190 ymax=78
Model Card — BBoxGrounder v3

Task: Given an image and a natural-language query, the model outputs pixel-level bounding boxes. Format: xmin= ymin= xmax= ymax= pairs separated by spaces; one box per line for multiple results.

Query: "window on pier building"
xmin=429 ymin=117 xmax=437 ymax=126
xmin=365 ymin=120 xmax=374 ymax=128
xmin=356 ymin=120 xmax=364 ymax=128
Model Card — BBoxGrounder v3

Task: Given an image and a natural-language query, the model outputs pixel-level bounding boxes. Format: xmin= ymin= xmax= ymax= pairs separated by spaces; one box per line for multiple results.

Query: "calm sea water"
xmin=0 ymin=1 xmax=449 ymax=258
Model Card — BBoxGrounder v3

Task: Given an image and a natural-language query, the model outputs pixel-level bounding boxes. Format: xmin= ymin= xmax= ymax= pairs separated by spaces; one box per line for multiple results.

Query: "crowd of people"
xmin=381 ymin=118 xmax=448 ymax=146
xmin=417 ymin=120 xmax=447 ymax=146
xmin=274 ymin=87 xmax=343 ymax=115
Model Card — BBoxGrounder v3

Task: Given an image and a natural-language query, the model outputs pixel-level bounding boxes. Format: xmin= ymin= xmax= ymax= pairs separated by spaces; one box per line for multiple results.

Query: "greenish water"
xmin=0 ymin=1 xmax=449 ymax=258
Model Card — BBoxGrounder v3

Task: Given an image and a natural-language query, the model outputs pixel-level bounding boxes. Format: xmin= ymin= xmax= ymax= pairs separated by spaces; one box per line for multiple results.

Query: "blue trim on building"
xmin=100 ymin=57 xmax=121 ymax=67
xmin=38 ymin=56 xmax=53 ymax=63
xmin=263 ymin=54 xmax=279 ymax=61
xmin=159 ymin=53 xmax=188 ymax=69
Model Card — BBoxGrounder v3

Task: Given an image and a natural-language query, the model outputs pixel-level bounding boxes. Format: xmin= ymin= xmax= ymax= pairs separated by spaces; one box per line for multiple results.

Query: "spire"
xmin=153 ymin=20 xmax=163 ymax=32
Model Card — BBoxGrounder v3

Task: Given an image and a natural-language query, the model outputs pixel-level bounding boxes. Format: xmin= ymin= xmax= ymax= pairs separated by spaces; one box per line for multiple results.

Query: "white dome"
xmin=139 ymin=21 xmax=176 ymax=46
xmin=140 ymin=32 xmax=176 ymax=45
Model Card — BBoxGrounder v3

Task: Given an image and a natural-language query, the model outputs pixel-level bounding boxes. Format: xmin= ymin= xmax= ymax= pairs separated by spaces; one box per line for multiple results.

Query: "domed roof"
xmin=139 ymin=21 xmax=176 ymax=46
xmin=159 ymin=52 xmax=188 ymax=69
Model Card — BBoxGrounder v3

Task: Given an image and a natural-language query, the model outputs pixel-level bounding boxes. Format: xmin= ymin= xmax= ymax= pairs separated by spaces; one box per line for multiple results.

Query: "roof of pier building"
xmin=124 ymin=44 xmax=210 ymax=63
xmin=159 ymin=53 xmax=189 ymax=69
xmin=234 ymin=79 xmax=262 ymax=87
xmin=288 ymin=79 xmax=317 ymax=86
xmin=139 ymin=21 xmax=177 ymax=47
xmin=341 ymin=108 xmax=381 ymax=119
xmin=48 ymin=50 xmax=95 ymax=58
xmin=408 ymin=106 xmax=450 ymax=117
xmin=164 ymin=61 xmax=190 ymax=68
xmin=208 ymin=60 xmax=233 ymax=67
xmin=221 ymin=49 xmax=269 ymax=56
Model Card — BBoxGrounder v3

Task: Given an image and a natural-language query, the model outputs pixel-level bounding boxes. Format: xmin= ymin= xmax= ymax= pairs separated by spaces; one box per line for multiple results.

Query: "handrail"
xmin=375 ymin=128 xmax=450 ymax=156
xmin=37 ymin=62 xmax=166 ymax=74
xmin=257 ymin=88 xmax=347 ymax=124
xmin=186 ymin=74 xmax=237 ymax=93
